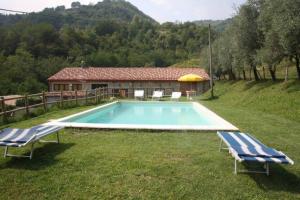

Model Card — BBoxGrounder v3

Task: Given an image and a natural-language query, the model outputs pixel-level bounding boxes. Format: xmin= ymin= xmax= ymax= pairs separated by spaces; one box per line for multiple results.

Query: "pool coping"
xmin=45 ymin=100 xmax=239 ymax=131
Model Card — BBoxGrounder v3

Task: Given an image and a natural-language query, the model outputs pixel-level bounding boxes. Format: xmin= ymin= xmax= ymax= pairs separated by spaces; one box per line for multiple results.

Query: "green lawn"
xmin=0 ymin=81 xmax=299 ymax=199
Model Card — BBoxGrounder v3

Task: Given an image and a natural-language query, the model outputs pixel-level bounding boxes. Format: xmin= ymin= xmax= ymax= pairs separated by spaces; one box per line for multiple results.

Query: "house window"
xmin=92 ymin=84 xmax=108 ymax=90
xmin=121 ymin=82 xmax=129 ymax=88
xmin=72 ymin=84 xmax=82 ymax=91
xmin=53 ymin=84 xmax=60 ymax=91
xmin=113 ymin=82 xmax=119 ymax=88
xmin=53 ymin=84 xmax=69 ymax=91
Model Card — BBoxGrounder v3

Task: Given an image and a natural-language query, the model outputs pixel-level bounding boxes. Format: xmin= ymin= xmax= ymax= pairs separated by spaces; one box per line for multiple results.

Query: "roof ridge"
xmin=48 ymin=67 xmax=210 ymax=81
xmin=63 ymin=66 xmax=204 ymax=69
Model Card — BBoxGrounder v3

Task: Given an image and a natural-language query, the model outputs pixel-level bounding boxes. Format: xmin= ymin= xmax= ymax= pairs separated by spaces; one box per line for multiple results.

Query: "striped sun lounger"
xmin=217 ymin=131 xmax=294 ymax=175
xmin=0 ymin=125 xmax=64 ymax=159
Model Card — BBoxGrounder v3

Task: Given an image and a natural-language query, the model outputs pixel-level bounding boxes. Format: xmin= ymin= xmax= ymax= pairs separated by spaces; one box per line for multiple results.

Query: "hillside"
xmin=193 ymin=18 xmax=232 ymax=32
xmin=0 ymin=0 xmax=157 ymax=28
xmin=202 ymin=80 xmax=300 ymax=123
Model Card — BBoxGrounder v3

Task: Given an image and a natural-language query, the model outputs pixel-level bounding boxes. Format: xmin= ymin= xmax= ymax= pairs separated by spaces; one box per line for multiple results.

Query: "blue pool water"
xmin=63 ymin=102 xmax=215 ymax=126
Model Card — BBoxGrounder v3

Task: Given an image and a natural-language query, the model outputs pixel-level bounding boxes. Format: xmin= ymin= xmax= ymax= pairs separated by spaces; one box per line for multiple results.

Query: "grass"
xmin=0 ymin=81 xmax=299 ymax=199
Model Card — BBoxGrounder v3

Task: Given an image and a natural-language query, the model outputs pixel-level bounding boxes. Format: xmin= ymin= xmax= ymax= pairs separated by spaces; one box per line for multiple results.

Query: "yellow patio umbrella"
xmin=178 ymin=74 xmax=204 ymax=98
xmin=178 ymin=74 xmax=204 ymax=82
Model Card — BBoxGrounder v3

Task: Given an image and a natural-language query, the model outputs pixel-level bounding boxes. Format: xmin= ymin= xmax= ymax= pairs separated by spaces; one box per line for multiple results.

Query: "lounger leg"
xmin=266 ymin=163 xmax=269 ymax=176
xmin=218 ymin=139 xmax=229 ymax=152
xmin=4 ymin=144 xmax=34 ymax=159
xmin=234 ymin=159 xmax=237 ymax=174
xmin=235 ymin=161 xmax=270 ymax=175
xmin=4 ymin=146 xmax=8 ymax=158
xmin=29 ymin=143 xmax=35 ymax=160
xmin=56 ymin=132 xmax=60 ymax=144
xmin=219 ymin=139 xmax=223 ymax=152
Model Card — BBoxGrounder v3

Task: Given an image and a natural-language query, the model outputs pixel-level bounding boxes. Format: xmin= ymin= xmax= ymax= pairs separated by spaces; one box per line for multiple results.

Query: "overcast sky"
xmin=0 ymin=0 xmax=246 ymax=23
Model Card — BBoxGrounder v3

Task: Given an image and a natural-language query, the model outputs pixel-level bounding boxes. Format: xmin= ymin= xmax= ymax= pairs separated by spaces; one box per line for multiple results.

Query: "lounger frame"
xmin=219 ymin=137 xmax=271 ymax=175
xmin=2 ymin=129 xmax=61 ymax=160
xmin=218 ymin=132 xmax=294 ymax=175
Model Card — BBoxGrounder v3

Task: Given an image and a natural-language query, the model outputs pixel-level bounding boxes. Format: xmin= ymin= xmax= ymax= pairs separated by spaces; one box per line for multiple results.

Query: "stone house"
xmin=47 ymin=67 xmax=210 ymax=98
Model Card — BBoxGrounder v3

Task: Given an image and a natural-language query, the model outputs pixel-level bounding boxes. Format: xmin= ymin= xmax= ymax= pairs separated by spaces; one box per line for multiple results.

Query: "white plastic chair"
xmin=134 ymin=90 xmax=144 ymax=100
xmin=152 ymin=91 xmax=163 ymax=100
xmin=171 ymin=92 xmax=181 ymax=101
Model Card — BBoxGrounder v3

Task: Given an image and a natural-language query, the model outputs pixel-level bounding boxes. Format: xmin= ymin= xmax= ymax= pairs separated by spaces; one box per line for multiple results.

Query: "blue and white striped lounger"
xmin=217 ymin=131 xmax=294 ymax=175
xmin=0 ymin=125 xmax=64 ymax=159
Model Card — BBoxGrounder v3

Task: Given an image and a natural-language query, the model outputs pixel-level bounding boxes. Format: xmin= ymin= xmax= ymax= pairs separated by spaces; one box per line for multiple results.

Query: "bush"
xmin=16 ymin=97 xmax=42 ymax=107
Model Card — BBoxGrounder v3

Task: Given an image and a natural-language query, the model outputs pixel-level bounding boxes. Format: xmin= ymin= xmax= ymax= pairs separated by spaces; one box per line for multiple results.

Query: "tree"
xmin=95 ymin=20 xmax=120 ymax=36
xmin=271 ymin=0 xmax=300 ymax=80
xmin=71 ymin=1 xmax=81 ymax=9
xmin=256 ymin=0 xmax=284 ymax=81
xmin=0 ymin=48 xmax=46 ymax=94
xmin=233 ymin=2 xmax=262 ymax=81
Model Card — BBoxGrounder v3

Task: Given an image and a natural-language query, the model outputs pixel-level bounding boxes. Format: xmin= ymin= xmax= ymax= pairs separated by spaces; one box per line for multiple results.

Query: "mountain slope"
xmin=193 ymin=18 xmax=233 ymax=32
xmin=0 ymin=0 xmax=157 ymax=28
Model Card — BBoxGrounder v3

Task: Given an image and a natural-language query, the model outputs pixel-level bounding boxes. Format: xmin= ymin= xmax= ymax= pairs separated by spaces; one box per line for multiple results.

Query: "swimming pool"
xmin=47 ymin=101 xmax=238 ymax=131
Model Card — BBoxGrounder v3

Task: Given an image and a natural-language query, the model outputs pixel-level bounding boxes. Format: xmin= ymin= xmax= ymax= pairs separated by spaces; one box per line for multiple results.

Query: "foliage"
xmin=193 ymin=18 xmax=233 ymax=33
xmin=0 ymin=0 xmax=157 ymax=28
xmin=15 ymin=97 xmax=42 ymax=107
xmin=200 ymin=0 xmax=300 ymax=81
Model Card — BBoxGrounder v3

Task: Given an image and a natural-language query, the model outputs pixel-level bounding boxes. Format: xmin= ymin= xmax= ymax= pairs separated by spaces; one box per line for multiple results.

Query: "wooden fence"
xmin=0 ymin=87 xmax=178 ymax=124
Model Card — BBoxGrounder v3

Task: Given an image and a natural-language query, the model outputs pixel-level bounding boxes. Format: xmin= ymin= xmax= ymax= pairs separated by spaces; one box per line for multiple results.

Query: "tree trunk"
xmin=249 ymin=67 xmax=252 ymax=80
xmin=257 ymin=70 xmax=261 ymax=80
xmin=268 ymin=65 xmax=276 ymax=81
xmin=296 ymin=55 xmax=300 ymax=80
xmin=228 ymin=68 xmax=236 ymax=80
xmin=242 ymin=69 xmax=246 ymax=80
xmin=252 ymin=66 xmax=260 ymax=81
xmin=262 ymin=66 xmax=266 ymax=80
xmin=285 ymin=65 xmax=289 ymax=82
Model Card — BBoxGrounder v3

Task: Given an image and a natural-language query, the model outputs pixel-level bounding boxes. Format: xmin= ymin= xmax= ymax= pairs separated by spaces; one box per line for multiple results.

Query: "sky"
xmin=0 ymin=0 xmax=247 ymax=23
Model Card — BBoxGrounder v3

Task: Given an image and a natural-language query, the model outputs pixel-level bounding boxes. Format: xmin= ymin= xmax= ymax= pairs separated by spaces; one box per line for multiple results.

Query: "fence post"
xmin=85 ymin=90 xmax=88 ymax=105
xmin=1 ymin=97 xmax=6 ymax=123
xmin=94 ymin=89 xmax=96 ymax=104
xmin=25 ymin=95 xmax=29 ymax=116
xmin=147 ymin=88 xmax=149 ymax=99
xmin=99 ymin=88 xmax=102 ymax=102
xmin=42 ymin=91 xmax=47 ymax=112
xmin=95 ymin=88 xmax=98 ymax=104
xmin=75 ymin=90 xmax=78 ymax=106
xmin=60 ymin=91 xmax=63 ymax=108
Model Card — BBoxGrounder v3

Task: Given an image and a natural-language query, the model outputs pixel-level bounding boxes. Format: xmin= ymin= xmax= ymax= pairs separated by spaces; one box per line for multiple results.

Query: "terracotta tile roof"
xmin=48 ymin=67 xmax=210 ymax=82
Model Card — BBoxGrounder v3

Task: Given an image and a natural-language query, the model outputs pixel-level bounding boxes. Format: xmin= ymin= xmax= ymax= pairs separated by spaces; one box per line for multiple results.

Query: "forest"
xmin=199 ymin=0 xmax=300 ymax=81
xmin=0 ymin=0 xmax=299 ymax=95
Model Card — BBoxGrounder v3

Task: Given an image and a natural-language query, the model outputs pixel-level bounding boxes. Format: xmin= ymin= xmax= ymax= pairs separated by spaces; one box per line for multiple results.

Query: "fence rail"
xmin=0 ymin=87 xmax=184 ymax=124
